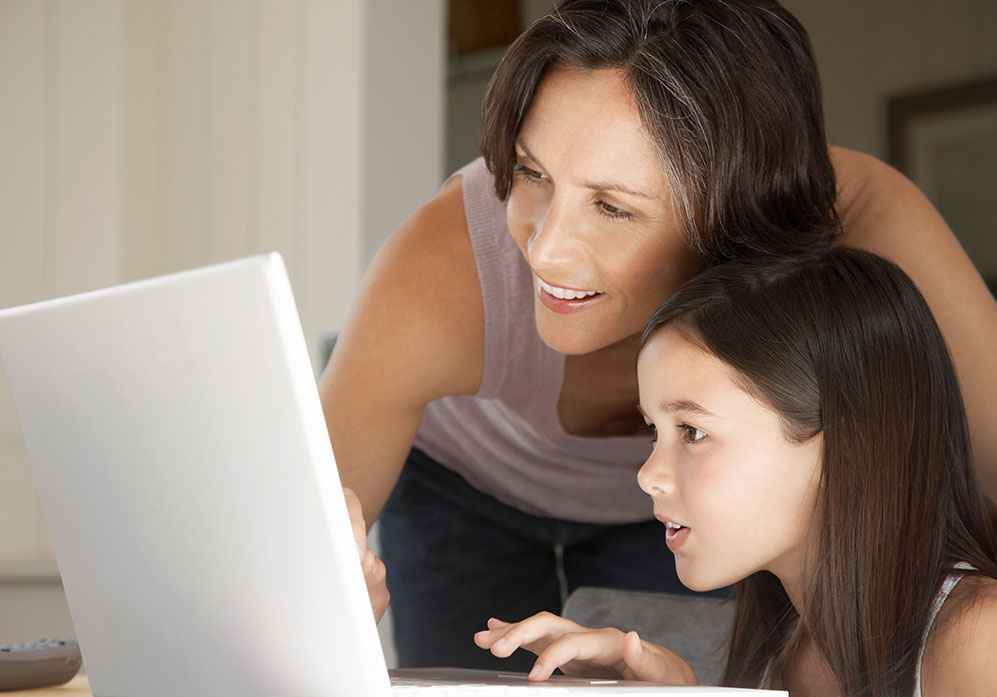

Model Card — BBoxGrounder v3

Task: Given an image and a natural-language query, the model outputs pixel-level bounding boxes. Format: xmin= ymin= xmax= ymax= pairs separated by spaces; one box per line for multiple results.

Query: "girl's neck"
xmin=782 ymin=575 xmax=805 ymax=616
xmin=770 ymin=562 xmax=807 ymax=615
xmin=781 ymin=634 xmax=839 ymax=697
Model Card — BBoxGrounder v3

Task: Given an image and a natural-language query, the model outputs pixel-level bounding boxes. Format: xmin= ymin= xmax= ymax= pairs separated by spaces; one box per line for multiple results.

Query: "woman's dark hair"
xmin=479 ymin=0 xmax=840 ymax=264
xmin=637 ymin=248 xmax=997 ymax=695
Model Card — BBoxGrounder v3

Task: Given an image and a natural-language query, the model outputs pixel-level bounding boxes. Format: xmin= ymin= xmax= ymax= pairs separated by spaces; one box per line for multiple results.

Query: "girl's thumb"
xmin=621 ymin=631 xmax=696 ymax=685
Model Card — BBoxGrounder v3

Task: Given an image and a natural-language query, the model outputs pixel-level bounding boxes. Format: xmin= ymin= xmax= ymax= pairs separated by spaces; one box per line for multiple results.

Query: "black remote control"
xmin=0 ymin=639 xmax=82 ymax=692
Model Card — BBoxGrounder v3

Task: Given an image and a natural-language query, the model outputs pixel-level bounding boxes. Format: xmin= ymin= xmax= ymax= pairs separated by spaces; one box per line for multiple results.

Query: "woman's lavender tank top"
xmin=412 ymin=158 xmax=653 ymax=524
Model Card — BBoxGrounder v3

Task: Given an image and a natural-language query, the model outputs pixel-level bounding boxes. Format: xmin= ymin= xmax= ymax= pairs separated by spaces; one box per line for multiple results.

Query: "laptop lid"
xmin=0 ymin=254 xmax=392 ymax=697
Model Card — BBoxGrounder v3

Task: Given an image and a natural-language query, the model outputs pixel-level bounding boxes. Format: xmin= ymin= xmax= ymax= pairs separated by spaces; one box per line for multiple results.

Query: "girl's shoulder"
xmin=920 ymin=574 xmax=997 ymax=697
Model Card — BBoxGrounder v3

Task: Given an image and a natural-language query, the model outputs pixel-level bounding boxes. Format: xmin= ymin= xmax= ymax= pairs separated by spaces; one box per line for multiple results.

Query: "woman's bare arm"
xmin=833 ymin=147 xmax=997 ymax=499
xmin=317 ymin=177 xmax=485 ymax=525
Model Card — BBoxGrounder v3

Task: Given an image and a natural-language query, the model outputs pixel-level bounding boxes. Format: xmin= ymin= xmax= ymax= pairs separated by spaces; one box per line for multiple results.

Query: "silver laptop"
xmin=0 ymin=254 xmax=783 ymax=696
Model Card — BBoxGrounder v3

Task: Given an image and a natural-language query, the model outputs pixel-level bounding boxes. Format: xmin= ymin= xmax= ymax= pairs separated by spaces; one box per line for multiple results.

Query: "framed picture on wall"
xmin=888 ymin=76 xmax=997 ymax=297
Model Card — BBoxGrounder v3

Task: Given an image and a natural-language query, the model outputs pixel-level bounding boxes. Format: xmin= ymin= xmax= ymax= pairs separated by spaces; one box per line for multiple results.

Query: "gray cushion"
xmin=561 ymin=587 xmax=734 ymax=686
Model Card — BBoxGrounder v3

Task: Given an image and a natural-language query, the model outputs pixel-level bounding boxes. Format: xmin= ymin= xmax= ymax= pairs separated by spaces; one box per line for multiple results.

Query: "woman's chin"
xmin=534 ymin=309 xmax=630 ymax=356
xmin=535 ymin=327 xmax=593 ymax=355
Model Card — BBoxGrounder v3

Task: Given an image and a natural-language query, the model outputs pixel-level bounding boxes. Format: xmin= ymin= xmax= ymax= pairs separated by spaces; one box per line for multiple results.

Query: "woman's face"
xmin=506 ymin=66 xmax=701 ymax=355
xmin=636 ymin=328 xmax=822 ymax=602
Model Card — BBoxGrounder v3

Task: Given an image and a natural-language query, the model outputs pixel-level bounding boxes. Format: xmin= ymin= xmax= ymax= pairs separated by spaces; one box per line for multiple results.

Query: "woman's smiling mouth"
xmin=536 ymin=276 xmax=605 ymax=314
xmin=537 ymin=276 xmax=601 ymax=300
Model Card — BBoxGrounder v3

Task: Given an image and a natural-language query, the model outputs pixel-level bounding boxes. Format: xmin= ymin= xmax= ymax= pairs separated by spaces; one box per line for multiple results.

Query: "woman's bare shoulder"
xmin=921 ymin=574 xmax=997 ymax=697
xmin=330 ymin=174 xmax=485 ymax=401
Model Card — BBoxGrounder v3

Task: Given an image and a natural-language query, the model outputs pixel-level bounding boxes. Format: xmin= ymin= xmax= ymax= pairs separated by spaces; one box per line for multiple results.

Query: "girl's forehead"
xmin=637 ymin=327 xmax=778 ymax=410
xmin=638 ymin=331 xmax=746 ymax=407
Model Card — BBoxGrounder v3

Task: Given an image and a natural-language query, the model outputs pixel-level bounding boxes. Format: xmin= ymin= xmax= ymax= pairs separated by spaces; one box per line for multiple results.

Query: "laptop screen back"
xmin=0 ymin=254 xmax=391 ymax=697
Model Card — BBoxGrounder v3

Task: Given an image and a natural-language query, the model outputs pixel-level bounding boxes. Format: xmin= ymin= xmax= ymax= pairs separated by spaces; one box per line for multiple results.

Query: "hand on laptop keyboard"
xmin=474 ymin=613 xmax=697 ymax=685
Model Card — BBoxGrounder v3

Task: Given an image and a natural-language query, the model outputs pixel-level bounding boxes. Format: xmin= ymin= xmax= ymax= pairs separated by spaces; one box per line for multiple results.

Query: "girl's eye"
xmin=597 ymin=201 xmax=634 ymax=221
xmin=679 ymin=424 xmax=707 ymax=443
xmin=642 ymin=423 xmax=658 ymax=444
xmin=514 ymin=164 xmax=545 ymax=183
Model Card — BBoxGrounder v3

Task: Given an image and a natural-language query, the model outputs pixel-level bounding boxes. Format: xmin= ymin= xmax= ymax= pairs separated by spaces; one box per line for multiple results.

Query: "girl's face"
xmin=506 ymin=66 xmax=701 ymax=355
xmin=636 ymin=328 xmax=822 ymax=602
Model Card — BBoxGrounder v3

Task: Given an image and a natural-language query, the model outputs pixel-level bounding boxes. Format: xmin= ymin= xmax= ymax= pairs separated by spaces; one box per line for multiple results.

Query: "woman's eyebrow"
xmin=580 ymin=178 xmax=653 ymax=199
xmin=514 ymin=139 xmax=541 ymax=165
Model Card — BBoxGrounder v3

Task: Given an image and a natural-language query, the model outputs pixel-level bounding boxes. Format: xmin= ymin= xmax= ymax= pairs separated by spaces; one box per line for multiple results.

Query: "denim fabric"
xmin=378 ymin=448 xmax=725 ymax=672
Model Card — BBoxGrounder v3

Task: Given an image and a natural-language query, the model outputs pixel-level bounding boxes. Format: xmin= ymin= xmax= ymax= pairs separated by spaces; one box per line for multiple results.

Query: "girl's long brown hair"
xmin=639 ymin=249 xmax=997 ymax=696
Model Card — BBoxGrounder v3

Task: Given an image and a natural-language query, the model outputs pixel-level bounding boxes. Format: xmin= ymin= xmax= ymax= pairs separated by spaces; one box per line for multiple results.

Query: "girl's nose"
xmin=637 ymin=450 xmax=674 ymax=497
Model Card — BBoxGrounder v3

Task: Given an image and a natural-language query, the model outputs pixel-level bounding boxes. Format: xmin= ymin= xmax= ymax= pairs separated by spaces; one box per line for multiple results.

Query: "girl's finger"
xmin=487 ymin=612 xmax=582 ymax=655
xmin=529 ymin=628 xmax=626 ymax=681
xmin=474 ymin=617 xmax=516 ymax=649
xmin=620 ymin=631 xmax=697 ymax=685
xmin=620 ymin=631 xmax=651 ymax=681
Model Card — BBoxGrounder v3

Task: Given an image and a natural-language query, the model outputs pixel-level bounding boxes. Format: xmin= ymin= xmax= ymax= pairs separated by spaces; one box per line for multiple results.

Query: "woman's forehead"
xmin=516 ymin=65 xmax=668 ymax=194
xmin=522 ymin=65 xmax=644 ymax=138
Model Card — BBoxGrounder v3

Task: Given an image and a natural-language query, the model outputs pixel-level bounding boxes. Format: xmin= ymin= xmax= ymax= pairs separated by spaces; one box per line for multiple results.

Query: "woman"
xmin=475 ymin=248 xmax=997 ymax=696
xmin=321 ymin=0 xmax=997 ymax=671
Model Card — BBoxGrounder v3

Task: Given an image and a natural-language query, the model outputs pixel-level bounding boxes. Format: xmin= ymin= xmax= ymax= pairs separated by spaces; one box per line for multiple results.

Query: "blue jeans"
xmin=378 ymin=448 xmax=725 ymax=672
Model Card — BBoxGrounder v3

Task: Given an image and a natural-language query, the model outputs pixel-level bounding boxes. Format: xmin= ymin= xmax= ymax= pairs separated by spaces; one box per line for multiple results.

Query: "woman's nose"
xmin=526 ymin=196 xmax=584 ymax=269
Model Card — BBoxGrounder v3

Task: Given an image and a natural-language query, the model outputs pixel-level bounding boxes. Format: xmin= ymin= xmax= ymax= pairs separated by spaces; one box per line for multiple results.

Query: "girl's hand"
xmin=473 ymin=612 xmax=697 ymax=685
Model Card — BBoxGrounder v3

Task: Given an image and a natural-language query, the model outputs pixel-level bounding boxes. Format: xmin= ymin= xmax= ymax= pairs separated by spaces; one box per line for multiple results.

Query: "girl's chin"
xmin=674 ymin=563 xmax=735 ymax=594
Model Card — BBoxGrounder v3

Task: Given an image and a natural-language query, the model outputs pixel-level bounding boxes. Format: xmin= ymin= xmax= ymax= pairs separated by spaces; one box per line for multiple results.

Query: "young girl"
xmin=475 ymin=248 xmax=997 ymax=696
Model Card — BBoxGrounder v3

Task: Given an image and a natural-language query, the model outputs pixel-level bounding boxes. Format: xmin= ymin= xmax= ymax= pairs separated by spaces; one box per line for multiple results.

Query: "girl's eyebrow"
xmin=514 ymin=139 xmax=652 ymax=199
xmin=636 ymin=401 xmax=719 ymax=419
xmin=663 ymin=399 xmax=718 ymax=418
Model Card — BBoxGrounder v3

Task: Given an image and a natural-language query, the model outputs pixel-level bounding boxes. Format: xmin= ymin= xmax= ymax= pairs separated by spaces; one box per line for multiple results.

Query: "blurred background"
xmin=1 ymin=0 xmax=995 ymax=666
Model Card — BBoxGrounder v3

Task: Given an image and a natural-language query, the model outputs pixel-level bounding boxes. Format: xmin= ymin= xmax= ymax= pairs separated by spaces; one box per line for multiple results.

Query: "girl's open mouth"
xmin=664 ymin=521 xmax=689 ymax=551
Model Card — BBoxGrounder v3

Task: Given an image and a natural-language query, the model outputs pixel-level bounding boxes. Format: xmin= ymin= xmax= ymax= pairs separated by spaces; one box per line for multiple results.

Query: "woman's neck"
xmin=558 ymin=332 xmax=646 ymax=437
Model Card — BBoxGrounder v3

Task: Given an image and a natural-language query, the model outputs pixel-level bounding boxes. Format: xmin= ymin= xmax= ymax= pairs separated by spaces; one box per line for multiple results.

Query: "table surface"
xmin=7 ymin=674 xmax=90 ymax=696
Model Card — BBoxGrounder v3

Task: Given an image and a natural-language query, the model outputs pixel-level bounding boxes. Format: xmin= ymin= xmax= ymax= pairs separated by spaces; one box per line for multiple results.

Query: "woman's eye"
xmin=597 ymin=201 xmax=634 ymax=221
xmin=514 ymin=164 xmax=545 ymax=183
xmin=679 ymin=424 xmax=707 ymax=443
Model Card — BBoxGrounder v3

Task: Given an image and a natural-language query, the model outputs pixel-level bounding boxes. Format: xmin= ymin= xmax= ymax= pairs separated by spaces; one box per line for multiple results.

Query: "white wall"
xmin=363 ymin=2 xmax=446 ymax=267
xmin=0 ymin=1 xmax=443 ymax=661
